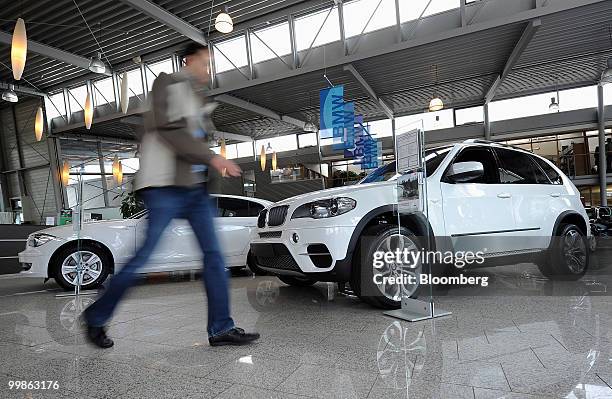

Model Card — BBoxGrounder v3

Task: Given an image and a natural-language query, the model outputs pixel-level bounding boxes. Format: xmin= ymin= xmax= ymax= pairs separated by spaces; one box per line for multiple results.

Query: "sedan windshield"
xmin=359 ymin=146 xmax=452 ymax=184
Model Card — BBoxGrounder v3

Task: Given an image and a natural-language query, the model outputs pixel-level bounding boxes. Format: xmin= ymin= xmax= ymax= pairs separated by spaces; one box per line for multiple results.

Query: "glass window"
xmin=343 ymin=0 xmax=396 ymax=38
xmin=367 ymin=119 xmax=393 ymax=138
xmin=217 ymin=197 xmax=254 ymax=217
xmin=532 ymin=156 xmax=562 ymax=185
xmin=251 ymin=22 xmax=291 ymax=64
xmin=558 ymin=85 xmax=598 ymax=112
xmin=146 ymin=58 xmax=173 ymax=87
xmin=298 ymin=133 xmax=318 ymax=148
xmin=295 ymin=6 xmax=341 ymax=51
xmin=236 ymin=141 xmax=254 ymax=158
xmin=489 ymin=92 xmax=555 ymax=122
xmin=93 ymin=77 xmax=114 ymax=107
xmin=67 ymin=85 xmax=87 ymax=112
xmin=45 ymin=92 xmax=66 ymax=120
xmin=214 ymin=35 xmax=248 ymax=73
xmin=400 ymin=0 xmax=460 ymax=22
xmin=495 ymin=148 xmax=549 ymax=184
xmin=126 ymin=68 xmax=144 ymax=97
xmin=604 ymin=83 xmax=612 ymax=105
xmin=455 ymin=106 xmax=484 ymax=125
xmin=446 ymin=146 xmax=499 ymax=184
xmin=225 ymin=143 xmax=238 ymax=159
xmin=256 ymin=135 xmax=298 ymax=153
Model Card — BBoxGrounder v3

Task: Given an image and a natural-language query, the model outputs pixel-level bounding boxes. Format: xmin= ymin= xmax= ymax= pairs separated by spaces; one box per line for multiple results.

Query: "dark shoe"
xmin=209 ymin=327 xmax=260 ymax=346
xmin=85 ymin=324 xmax=114 ymax=348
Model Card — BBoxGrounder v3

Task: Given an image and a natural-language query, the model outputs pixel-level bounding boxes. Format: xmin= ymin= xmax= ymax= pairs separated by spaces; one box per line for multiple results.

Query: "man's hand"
xmin=210 ymin=156 xmax=242 ymax=177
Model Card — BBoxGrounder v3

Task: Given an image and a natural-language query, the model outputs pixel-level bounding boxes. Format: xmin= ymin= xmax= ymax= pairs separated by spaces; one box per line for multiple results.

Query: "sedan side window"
xmin=217 ymin=198 xmax=250 ymax=217
xmin=495 ymin=148 xmax=549 ymax=184
xmin=444 ymin=146 xmax=499 ymax=184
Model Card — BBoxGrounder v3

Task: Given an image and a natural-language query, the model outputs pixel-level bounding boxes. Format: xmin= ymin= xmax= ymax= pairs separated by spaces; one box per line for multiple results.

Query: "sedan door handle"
xmin=497 ymin=193 xmax=512 ymax=199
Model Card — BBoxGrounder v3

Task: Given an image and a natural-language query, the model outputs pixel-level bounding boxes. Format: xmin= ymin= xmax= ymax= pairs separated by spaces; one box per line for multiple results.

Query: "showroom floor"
xmin=1 ymin=263 xmax=611 ymax=399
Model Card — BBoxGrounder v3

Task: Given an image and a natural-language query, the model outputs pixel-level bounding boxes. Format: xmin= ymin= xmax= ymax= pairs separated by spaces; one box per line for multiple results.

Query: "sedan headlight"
xmin=291 ymin=197 xmax=357 ymax=219
xmin=27 ymin=233 xmax=58 ymax=247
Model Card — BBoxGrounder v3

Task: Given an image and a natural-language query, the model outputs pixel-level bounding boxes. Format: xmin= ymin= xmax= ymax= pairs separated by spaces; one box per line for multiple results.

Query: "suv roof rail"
xmin=462 ymin=139 xmax=530 ymax=152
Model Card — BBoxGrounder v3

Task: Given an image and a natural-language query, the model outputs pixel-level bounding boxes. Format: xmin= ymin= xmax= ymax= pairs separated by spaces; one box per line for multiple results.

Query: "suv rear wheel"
xmin=351 ymin=224 xmax=424 ymax=309
xmin=538 ymin=223 xmax=588 ymax=280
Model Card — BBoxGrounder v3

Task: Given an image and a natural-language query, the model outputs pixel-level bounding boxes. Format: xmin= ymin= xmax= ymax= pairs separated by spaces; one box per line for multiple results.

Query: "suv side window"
xmin=495 ymin=148 xmax=549 ymax=184
xmin=532 ymin=156 xmax=562 ymax=185
xmin=444 ymin=146 xmax=499 ymax=184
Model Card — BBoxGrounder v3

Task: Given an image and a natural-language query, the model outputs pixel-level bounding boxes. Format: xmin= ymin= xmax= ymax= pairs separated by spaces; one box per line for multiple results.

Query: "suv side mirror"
xmin=446 ymin=161 xmax=484 ymax=183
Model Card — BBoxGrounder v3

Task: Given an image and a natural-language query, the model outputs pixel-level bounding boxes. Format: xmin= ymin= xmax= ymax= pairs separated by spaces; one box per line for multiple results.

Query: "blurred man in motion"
xmin=83 ymin=43 xmax=260 ymax=348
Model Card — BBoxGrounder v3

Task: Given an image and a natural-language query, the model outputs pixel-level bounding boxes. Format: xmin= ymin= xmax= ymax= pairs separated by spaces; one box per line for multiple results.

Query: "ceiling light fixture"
xmin=428 ymin=64 xmax=443 ymax=112
xmin=1 ymin=84 xmax=18 ymax=102
xmin=113 ymin=160 xmax=123 ymax=185
xmin=265 ymin=142 xmax=273 ymax=154
xmin=303 ymin=116 xmax=317 ymax=133
xmin=84 ymin=90 xmax=93 ymax=129
xmin=549 ymin=97 xmax=559 ymax=112
xmin=35 ymin=106 xmax=44 ymax=141
xmin=89 ymin=52 xmax=106 ymax=74
xmin=260 ymin=145 xmax=266 ymax=171
xmin=215 ymin=6 xmax=233 ymax=34
xmin=11 ymin=18 xmax=27 ymax=80
xmin=272 ymin=151 xmax=277 ymax=171
xmin=120 ymin=72 xmax=129 ymax=114
xmin=61 ymin=161 xmax=70 ymax=186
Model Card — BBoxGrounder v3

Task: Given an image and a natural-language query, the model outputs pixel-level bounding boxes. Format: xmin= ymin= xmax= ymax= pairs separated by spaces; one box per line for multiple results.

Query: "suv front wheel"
xmin=351 ymin=224 xmax=424 ymax=309
xmin=538 ymin=223 xmax=588 ymax=280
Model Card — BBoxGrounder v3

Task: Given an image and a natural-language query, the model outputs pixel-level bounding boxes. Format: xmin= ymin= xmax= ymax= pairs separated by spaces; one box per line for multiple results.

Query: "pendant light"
xmin=215 ymin=6 xmax=233 ymax=34
xmin=303 ymin=116 xmax=317 ymax=133
xmin=265 ymin=142 xmax=273 ymax=154
xmin=84 ymin=90 xmax=93 ymax=129
xmin=112 ymin=154 xmax=119 ymax=176
xmin=549 ymin=75 xmax=560 ymax=112
xmin=428 ymin=64 xmax=443 ymax=112
xmin=11 ymin=18 xmax=27 ymax=81
xmin=220 ymin=138 xmax=226 ymax=158
xmin=120 ymin=72 xmax=129 ymax=114
xmin=272 ymin=151 xmax=277 ymax=171
xmin=34 ymin=106 xmax=44 ymax=141
xmin=61 ymin=161 xmax=70 ymax=186
xmin=1 ymin=84 xmax=18 ymax=103
xmin=260 ymin=145 xmax=266 ymax=171
xmin=89 ymin=52 xmax=106 ymax=74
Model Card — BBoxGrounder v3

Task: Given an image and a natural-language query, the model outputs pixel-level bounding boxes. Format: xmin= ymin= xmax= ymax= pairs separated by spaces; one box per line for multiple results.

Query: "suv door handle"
xmin=497 ymin=193 xmax=512 ymax=199
xmin=550 ymin=193 xmax=561 ymax=198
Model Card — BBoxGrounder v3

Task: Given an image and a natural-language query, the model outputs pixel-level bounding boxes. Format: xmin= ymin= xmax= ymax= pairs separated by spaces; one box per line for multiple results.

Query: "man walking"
xmin=83 ymin=43 xmax=259 ymax=348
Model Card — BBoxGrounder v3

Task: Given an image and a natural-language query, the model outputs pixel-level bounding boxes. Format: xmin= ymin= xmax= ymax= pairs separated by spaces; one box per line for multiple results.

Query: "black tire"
xmin=52 ymin=243 xmax=110 ymax=290
xmin=277 ymin=275 xmax=317 ymax=287
xmin=247 ymin=251 xmax=268 ymax=276
xmin=537 ymin=223 xmax=588 ymax=281
xmin=351 ymin=224 xmax=425 ymax=309
xmin=229 ymin=267 xmax=245 ymax=277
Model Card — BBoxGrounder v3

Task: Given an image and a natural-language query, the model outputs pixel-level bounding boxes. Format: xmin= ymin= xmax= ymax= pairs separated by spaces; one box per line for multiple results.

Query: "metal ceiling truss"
xmin=343 ymin=63 xmax=394 ymax=119
xmin=214 ymin=94 xmax=306 ymax=130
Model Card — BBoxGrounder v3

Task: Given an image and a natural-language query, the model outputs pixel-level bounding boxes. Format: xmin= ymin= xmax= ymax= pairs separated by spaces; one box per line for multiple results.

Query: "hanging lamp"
xmin=272 ymin=151 xmax=277 ymax=171
xmin=2 ymin=84 xmax=18 ymax=103
xmin=428 ymin=64 xmax=443 ymax=112
xmin=11 ymin=18 xmax=27 ymax=80
xmin=112 ymin=154 xmax=119 ymax=175
xmin=114 ymin=161 xmax=123 ymax=185
xmin=220 ymin=138 xmax=226 ymax=158
xmin=34 ymin=106 xmax=44 ymax=141
xmin=215 ymin=6 xmax=233 ymax=33
xmin=84 ymin=90 xmax=93 ymax=129
xmin=120 ymin=72 xmax=129 ymax=114
xmin=260 ymin=145 xmax=266 ymax=171
xmin=61 ymin=161 xmax=70 ymax=186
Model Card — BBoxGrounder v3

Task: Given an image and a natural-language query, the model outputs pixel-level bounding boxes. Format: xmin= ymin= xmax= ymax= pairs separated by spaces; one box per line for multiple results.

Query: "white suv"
xmin=250 ymin=140 xmax=591 ymax=309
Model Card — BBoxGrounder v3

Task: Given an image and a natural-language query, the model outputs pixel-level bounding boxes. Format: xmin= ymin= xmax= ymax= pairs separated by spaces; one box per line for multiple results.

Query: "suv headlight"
xmin=27 ymin=233 xmax=58 ymax=247
xmin=291 ymin=197 xmax=356 ymax=219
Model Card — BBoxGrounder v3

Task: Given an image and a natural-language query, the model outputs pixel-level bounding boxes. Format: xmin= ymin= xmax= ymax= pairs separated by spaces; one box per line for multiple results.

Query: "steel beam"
xmin=215 ymin=94 xmax=306 ymax=129
xmin=0 ymin=82 xmax=46 ymax=98
xmin=598 ymin=83 xmax=607 ymax=206
xmin=0 ymin=31 xmax=111 ymax=76
xmin=344 ymin=64 xmax=394 ymax=119
xmin=485 ymin=19 xmax=541 ymax=103
xmin=118 ymin=0 xmax=206 ymax=45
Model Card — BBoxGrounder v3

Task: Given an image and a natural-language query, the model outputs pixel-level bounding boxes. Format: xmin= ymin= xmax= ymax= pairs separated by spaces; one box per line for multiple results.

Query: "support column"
xmin=0 ymin=111 xmax=10 ymax=211
xmin=598 ymin=83 xmax=607 ymax=206
xmin=484 ymin=102 xmax=491 ymax=140
xmin=10 ymin=105 xmax=27 ymax=196
xmin=46 ymin=136 xmax=65 ymax=213
xmin=97 ymin=142 xmax=110 ymax=207
xmin=288 ymin=14 xmax=299 ymax=69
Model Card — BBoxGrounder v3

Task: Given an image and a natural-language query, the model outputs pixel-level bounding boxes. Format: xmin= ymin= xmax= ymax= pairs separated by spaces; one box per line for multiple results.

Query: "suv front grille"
xmin=257 ymin=209 xmax=267 ymax=228
xmin=267 ymin=206 xmax=289 ymax=227
xmin=257 ymin=255 xmax=300 ymax=271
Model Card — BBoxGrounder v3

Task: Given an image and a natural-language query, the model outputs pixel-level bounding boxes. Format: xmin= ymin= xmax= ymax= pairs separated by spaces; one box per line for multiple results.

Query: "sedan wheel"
xmin=53 ymin=244 xmax=110 ymax=290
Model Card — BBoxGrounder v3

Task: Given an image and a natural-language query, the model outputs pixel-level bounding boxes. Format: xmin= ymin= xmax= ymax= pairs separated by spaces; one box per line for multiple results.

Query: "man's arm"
xmin=150 ymin=73 xmax=216 ymax=165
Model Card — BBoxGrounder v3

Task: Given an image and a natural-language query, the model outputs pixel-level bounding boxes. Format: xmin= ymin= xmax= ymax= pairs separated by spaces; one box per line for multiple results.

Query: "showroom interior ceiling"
xmin=0 ymin=1 xmax=611 ymax=140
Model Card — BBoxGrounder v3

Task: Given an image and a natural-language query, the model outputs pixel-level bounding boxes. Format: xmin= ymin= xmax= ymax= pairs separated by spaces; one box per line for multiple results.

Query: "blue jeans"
xmin=85 ymin=186 xmax=235 ymax=337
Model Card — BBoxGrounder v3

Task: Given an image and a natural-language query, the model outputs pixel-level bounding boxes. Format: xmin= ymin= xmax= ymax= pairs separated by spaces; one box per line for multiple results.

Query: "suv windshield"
xmin=359 ymin=146 xmax=452 ymax=184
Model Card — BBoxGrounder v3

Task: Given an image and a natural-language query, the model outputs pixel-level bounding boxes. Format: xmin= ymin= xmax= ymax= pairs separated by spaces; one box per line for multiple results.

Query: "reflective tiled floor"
xmin=1 ymin=262 xmax=612 ymax=398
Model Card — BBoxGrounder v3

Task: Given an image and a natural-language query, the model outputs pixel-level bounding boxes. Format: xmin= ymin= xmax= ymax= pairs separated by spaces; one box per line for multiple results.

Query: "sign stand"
xmin=56 ymin=167 xmax=97 ymax=299
xmin=384 ymin=125 xmax=451 ymax=322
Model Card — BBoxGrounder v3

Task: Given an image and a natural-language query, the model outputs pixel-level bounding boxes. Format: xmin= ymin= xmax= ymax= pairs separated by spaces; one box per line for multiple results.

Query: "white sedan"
xmin=18 ymin=194 xmax=272 ymax=290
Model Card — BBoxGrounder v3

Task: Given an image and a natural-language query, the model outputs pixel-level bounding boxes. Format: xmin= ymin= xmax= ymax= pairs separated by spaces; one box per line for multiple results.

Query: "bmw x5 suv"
xmin=250 ymin=140 xmax=591 ymax=309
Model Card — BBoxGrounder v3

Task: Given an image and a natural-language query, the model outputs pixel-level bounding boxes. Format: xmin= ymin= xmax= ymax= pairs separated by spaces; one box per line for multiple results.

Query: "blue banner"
xmin=319 ymin=86 xmax=344 ymax=141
